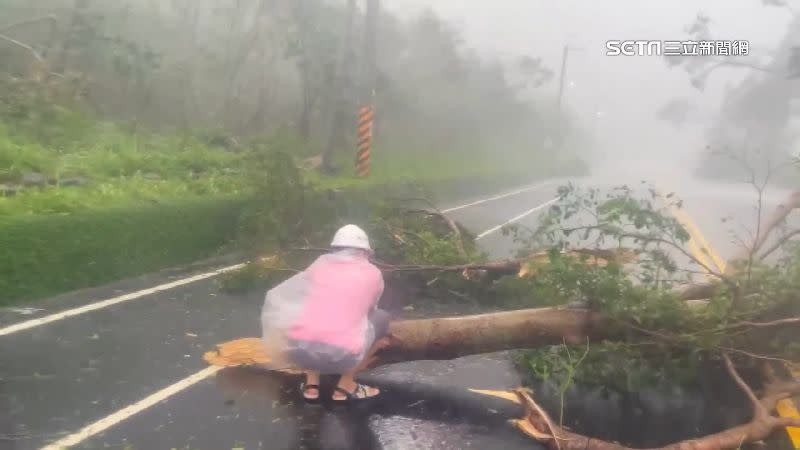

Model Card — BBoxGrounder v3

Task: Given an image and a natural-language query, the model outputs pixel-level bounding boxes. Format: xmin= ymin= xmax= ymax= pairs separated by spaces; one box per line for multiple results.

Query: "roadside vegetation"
xmin=0 ymin=1 xmax=587 ymax=305
xmin=0 ymin=89 xmax=581 ymax=303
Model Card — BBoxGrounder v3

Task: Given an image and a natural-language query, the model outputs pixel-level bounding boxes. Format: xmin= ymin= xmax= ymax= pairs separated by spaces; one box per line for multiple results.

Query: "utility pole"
xmin=556 ymin=45 xmax=585 ymax=112
xmin=556 ymin=45 xmax=569 ymax=112
xmin=555 ymin=45 xmax=584 ymax=151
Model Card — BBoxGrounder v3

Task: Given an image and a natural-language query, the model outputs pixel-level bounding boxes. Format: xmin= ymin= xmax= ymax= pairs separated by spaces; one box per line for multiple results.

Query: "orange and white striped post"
xmin=355 ymin=105 xmax=374 ymax=177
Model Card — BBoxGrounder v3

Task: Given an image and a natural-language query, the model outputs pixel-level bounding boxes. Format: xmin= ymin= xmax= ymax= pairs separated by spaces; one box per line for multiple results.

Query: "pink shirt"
xmin=288 ymin=251 xmax=384 ymax=354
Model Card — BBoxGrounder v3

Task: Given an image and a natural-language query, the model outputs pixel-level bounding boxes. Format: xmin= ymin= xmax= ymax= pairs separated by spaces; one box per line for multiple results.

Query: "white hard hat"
xmin=331 ymin=224 xmax=372 ymax=251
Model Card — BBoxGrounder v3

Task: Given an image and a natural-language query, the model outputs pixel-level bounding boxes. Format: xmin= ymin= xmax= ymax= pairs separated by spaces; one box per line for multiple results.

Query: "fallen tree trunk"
xmin=203 ymin=307 xmax=608 ymax=369
xmin=204 ymin=327 xmax=800 ymax=450
xmin=376 ymin=307 xmax=608 ymax=365
xmin=204 ymin=190 xmax=800 ymax=450
xmin=203 ymin=308 xmax=800 ymax=450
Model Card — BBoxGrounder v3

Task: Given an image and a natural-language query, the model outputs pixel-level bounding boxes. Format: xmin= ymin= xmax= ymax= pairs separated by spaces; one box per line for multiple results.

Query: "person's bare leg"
xmin=333 ymin=337 xmax=390 ymax=400
xmin=304 ymin=371 xmax=320 ymax=400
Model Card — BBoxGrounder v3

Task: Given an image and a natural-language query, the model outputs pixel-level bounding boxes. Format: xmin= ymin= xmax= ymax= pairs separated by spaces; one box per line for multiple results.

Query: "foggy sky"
xmin=385 ymin=0 xmax=791 ymax=178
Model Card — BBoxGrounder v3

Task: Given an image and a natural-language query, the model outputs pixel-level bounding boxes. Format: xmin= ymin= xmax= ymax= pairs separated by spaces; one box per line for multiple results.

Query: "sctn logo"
xmin=606 ymin=41 xmax=662 ymax=56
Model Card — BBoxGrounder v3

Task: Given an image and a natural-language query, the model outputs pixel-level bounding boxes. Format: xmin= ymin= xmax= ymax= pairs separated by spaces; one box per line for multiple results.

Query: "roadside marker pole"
xmin=356 ymin=105 xmax=374 ymax=177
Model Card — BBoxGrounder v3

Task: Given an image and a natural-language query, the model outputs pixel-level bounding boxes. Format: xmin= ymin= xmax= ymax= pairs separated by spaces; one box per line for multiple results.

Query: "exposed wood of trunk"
xmin=375 ymin=307 xmax=607 ymax=366
xmin=203 ymin=307 xmax=608 ymax=369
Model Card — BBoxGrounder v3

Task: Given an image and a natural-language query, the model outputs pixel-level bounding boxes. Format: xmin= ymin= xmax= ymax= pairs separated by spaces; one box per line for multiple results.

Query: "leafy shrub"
xmin=0 ymin=196 xmax=244 ymax=304
xmin=237 ymin=150 xmax=336 ymax=252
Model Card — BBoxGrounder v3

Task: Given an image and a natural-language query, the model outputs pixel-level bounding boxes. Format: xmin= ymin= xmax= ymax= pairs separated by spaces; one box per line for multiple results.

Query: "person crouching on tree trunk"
xmin=260 ymin=224 xmax=392 ymax=403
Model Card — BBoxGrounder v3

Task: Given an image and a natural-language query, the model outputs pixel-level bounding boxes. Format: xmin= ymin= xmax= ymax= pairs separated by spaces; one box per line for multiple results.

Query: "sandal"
xmin=332 ymin=384 xmax=381 ymax=404
xmin=300 ymin=382 xmax=321 ymax=403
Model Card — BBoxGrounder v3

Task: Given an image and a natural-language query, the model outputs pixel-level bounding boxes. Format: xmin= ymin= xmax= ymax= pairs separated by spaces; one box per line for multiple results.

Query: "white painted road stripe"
xmin=40 ymin=366 xmax=222 ymax=450
xmin=0 ymin=264 xmax=246 ymax=337
xmin=27 ymin=187 xmax=562 ymax=447
xmin=441 ymin=181 xmax=555 ymax=213
xmin=475 ymin=198 xmax=559 ymax=240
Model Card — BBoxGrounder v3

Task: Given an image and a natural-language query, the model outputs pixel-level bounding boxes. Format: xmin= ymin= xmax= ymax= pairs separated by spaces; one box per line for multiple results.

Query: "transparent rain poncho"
xmin=259 ymin=268 xmax=311 ymax=370
xmin=259 ymin=250 xmax=384 ymax=371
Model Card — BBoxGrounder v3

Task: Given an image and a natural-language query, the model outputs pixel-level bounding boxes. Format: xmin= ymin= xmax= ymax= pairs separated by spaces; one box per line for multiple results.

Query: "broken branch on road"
xmin=511 ymin=373 xmax=800 ymax=450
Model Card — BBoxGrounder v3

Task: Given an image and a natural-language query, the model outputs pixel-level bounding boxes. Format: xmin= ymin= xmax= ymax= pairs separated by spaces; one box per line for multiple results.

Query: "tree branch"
xmin=0 ymin=32 xmax=44 ymax=62
xmin=707 ymin=57 xmax=774 ymax=73
xmin=513 ymin=377 xmax=800 ymax=450
xmin=761 ymin=381 xmax=800 ymax=411
xmin=723 ymin=353 xmax=766 ymax=417
xmin=616 ymin=320 xmax=793 ymax=364
xmin=375 ymin=259 xmax=523 ymax=273
xmin=397 ymin=207 xmax=468 ymax=258
xmin=738 ymin=191 xmax=800 ymax=267
xmin=738 ymin=317 xmax=800 ymax=329
xmin=375 ymin=248 xmax=637 ymax=275
xmin=758 ymin=228 xmax=800 ymax=261
xmin=0 ymin=15 xmax=57 ymax=33
xmin=619 ymin=232 xmax=726 ymax=280
xmin=676 ymin=192 xmax=800 ymax=301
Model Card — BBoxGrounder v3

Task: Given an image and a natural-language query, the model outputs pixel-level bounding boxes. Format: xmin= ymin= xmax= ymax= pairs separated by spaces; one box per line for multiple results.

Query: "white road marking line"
xmin=40 ymin=366 xmax=222 ymax=450
xmin=475 ymin=198 xmax=559 ymax=240
xmin=441 ymin=181 xmax=556 ymax=213
xmin=0 ymin=264 xmax=246 ymax=337
xmin=1 ymin=183 xmax=555 ymax=337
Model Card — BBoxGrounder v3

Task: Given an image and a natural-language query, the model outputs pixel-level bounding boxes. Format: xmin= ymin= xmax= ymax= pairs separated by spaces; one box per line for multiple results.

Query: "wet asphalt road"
xmin=1 ymin=169 xmax=796 ymax=450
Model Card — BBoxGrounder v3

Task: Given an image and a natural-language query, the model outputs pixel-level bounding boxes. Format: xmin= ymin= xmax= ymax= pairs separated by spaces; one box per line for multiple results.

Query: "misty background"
xmin=389 ymin=0 xmax=794 ymax=180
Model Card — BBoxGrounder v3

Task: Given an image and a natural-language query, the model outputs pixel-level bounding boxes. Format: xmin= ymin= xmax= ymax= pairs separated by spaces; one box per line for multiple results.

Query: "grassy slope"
xmin=0 ymin=118 xmax=586 ymax=305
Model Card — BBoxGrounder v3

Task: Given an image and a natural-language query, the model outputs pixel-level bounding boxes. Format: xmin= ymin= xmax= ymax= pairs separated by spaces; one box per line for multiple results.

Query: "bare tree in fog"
xmin=0 ymin=0 xmax=572 ymax=171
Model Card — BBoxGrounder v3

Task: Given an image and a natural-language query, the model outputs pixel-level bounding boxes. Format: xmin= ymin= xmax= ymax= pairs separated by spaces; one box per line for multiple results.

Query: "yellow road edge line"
xmin=655 ymin=191 xmax=723 ymax=279
xmin=659 ymin=188 xmax=800 ymax=447
xmin=669 ymin=205 xmax=727 ymax=273
xmin=777 ymin=400 xmax=800 ymax=447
